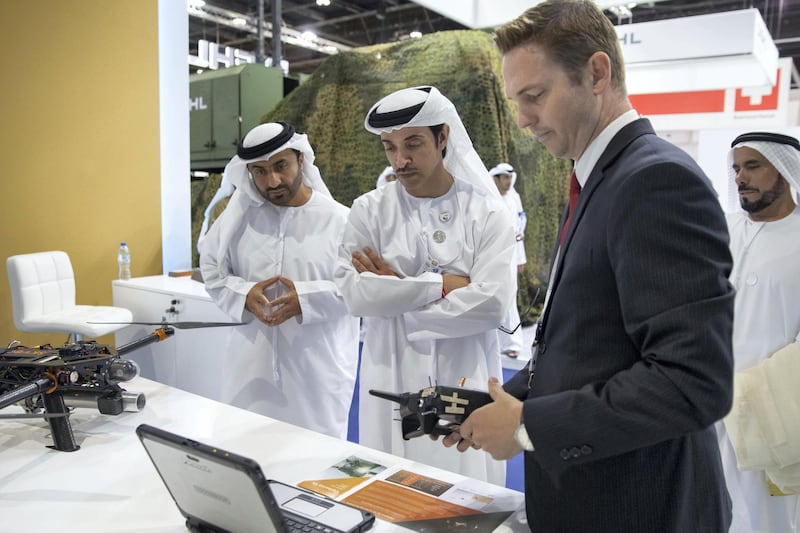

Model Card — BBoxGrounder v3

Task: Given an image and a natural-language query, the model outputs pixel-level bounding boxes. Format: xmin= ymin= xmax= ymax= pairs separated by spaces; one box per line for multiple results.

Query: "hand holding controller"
xmin=369 ymin=385 xmax=492 ymax=440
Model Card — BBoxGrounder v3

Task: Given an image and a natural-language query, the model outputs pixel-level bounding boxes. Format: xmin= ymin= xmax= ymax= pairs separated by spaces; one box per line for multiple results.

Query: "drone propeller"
xmin=88 ymin=321 xmax=243 ymax=330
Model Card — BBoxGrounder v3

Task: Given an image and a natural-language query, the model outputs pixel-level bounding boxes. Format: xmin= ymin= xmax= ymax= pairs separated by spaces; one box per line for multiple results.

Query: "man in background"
xmin=489 ymin=163 xmax=527 ymax=358
xmin=200 ymin=121 xmax=359 ymax=439
xmin=444 ymin=2 xmax=735 ymax=531
xmin=720 ymin=131 xmax=800 ymax=533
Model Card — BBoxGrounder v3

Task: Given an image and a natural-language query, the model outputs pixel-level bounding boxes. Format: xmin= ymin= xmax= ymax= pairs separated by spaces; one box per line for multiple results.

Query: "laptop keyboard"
xmin=283 ymin=513 xmax=337 ymax=533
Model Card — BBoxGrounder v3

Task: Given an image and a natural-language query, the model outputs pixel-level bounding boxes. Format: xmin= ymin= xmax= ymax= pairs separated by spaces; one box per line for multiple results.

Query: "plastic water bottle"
xmin=117 ymin=242 xmax=132 ymax=280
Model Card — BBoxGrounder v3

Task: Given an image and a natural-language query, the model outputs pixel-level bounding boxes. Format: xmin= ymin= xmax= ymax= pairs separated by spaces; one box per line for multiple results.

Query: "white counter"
xmin=112 ymin=276 xmax=235 ymax=402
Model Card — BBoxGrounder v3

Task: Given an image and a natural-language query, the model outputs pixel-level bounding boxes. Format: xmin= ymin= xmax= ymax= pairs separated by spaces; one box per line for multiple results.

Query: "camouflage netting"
xmin=191 ymin=29 xmax=572 ymax=324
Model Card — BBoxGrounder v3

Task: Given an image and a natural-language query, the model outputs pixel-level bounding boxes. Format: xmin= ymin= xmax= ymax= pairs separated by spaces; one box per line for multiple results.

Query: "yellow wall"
xmin=0 ymin=1 xmax=164 ymax=347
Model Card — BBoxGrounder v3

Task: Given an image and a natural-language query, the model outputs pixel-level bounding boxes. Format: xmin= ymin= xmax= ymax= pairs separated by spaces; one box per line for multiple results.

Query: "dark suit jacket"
xmin=505 ymin=118 xmax=734 ymax=532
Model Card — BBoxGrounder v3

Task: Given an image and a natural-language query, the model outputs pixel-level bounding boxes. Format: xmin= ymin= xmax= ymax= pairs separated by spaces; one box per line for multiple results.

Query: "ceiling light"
xmin=300 ymin=31 xmax=317 ymax=42
xmin=231 ymin=17 xmax=247 ymax=26
xmin=187 ymin=3 xmax=351 ymax=56
xmin=316 ymin=0 xmax=331 ymax=6
xmin=409 ymin=31 xmax=423 ymax=39
xmin=608 ymin=5 xmax=632 ymax=20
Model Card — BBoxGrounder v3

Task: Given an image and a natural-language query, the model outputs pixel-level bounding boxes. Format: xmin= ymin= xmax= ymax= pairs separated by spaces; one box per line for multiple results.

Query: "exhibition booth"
xmin=2 ymin=2 xmax=799 ymax=532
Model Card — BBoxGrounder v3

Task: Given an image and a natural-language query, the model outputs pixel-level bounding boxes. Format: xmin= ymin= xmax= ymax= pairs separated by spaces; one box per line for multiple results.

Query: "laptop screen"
xmin=137 ymin=424 xmax=287 ymax=533
xmin=136 ymin=424 xmax=375 ymax=533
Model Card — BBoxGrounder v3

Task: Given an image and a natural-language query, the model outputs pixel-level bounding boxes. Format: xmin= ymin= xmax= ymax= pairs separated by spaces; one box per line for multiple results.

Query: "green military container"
xmin=190 ymin=64 xmax=286 ymax=170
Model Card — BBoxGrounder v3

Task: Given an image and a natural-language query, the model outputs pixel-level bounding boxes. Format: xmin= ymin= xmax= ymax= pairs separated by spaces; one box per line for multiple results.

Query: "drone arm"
xmin=0 ymin=377 xmax=54 ymax=410
xmin=116 ymin=326 xmax=175 ymax=356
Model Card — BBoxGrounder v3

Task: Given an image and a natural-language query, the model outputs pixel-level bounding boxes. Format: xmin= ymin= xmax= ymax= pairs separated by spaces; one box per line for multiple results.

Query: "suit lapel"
xmin=559 ymin=118 xmax=656 ymax=251
xmin=551 ymin=118 xmax=656 ymax=282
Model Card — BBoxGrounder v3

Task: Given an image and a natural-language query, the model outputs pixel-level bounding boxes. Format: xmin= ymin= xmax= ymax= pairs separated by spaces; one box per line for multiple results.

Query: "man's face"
xmin=247 ymin=148 xmax=304 ymax=206
xmin=732 ymin=146 xmax=789 ymax=215
xmin=502 ymin=44 xmax=600 ymax=161
xmin=380 ymin=126 xmax=446 ymax=196
xmin=493 ymin=173 xmax=513 ymax=195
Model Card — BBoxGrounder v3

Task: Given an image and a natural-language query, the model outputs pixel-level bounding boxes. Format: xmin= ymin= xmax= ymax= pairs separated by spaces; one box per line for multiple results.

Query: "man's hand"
xmin=352 ymin=247 xmax=398 ymax=277
xmin=442 ymin=377 xmax=524 ymax=460
xmin=442 ymin=274 xmax=470 ymax=296
xmin=245 ymin=276 xmax=302 ymax=326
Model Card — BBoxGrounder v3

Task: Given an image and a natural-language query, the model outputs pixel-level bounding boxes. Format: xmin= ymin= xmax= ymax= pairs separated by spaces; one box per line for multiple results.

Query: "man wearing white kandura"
xmin=719 ymin=131 xmax=800 ymax=533
xmin=489 ymin=162 xmax=527 ymax=358
xmin=335 ymin=86 xmax=516 ymax=485
xmin=201 ymin=121 xmax=359 ymax=440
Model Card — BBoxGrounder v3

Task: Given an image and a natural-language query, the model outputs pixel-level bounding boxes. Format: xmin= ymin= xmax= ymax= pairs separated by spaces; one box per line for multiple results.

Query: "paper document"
xmin=299 ymin=455 xmax=525 ymax=532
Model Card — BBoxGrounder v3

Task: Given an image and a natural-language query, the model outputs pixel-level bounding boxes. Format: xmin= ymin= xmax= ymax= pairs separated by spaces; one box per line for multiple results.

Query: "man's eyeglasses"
xmin=498 ymin=288 xmax=540 ymax=335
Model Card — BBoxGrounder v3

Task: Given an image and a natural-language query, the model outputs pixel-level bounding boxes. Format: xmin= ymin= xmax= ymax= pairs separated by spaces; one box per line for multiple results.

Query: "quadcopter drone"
xmin=0 ymin=319 xmax=242 ymax=452
xmin=370 ymin=384 xmax=492 ymax=440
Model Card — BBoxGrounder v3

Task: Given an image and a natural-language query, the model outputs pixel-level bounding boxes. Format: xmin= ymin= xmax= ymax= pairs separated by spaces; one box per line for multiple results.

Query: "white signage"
xmin=631 ymin=57 xmax=793 ymax=131
xmin=189 ymin=39 xmax=289 ymax=74
xmin=618 ymin=9 xmax=778 ymax=93
xmin=189 ymin=96 xmax=208 ymax=111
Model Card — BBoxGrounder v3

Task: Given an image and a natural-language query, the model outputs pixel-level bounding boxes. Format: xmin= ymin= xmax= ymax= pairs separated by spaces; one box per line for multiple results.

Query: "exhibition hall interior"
xmin=187 ymin=0 xmax=800 ymax=77
xmin=1 ymin=1 xmax=799 ymax=532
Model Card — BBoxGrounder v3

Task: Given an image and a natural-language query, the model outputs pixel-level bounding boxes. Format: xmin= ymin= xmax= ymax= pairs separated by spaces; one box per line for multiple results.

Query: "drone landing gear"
xmin=42 ymin=392 xmax=79 ymax=452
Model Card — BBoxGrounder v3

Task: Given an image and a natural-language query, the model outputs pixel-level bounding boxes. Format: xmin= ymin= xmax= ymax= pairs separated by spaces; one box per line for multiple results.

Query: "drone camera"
xmin=108 ymin=358 xmax=140 ymax=382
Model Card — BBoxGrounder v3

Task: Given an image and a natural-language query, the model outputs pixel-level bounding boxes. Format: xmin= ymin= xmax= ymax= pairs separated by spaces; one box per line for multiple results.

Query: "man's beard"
xmin=259 ymin=168 xmax=303 ymax=206
xmin=261 ymin=185 xmax=292 ymax=205
xmin=740 ymin=178 xmax=785 ymax=213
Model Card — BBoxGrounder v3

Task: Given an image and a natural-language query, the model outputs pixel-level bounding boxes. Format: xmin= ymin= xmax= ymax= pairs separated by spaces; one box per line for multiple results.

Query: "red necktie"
xmin=559 ymin=170 xmax=581 ymax=245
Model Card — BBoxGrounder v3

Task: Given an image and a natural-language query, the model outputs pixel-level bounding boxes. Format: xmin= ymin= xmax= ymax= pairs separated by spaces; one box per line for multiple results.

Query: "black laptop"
xmin=136 ymin=424 xmax=375 ymax=533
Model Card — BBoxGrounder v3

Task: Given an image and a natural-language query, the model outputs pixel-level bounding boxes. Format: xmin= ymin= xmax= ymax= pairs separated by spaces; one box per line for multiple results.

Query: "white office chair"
xmin=6 ymin=250 xmax=133 ymax=342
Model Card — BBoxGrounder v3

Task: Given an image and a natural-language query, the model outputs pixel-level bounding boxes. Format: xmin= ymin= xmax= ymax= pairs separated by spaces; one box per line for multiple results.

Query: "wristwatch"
xmin=514 ymin=416 xmax=535 ymax=452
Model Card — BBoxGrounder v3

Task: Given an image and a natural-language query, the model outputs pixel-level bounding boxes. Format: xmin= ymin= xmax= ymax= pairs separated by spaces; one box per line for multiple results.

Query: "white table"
xmin=0 ymin=377 xmax=527 ymax=532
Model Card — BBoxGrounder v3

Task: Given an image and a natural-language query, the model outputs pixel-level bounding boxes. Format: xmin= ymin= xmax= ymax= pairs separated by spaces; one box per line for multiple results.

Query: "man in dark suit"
xmin=443 ymin=1 xmax=735 ymax=531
